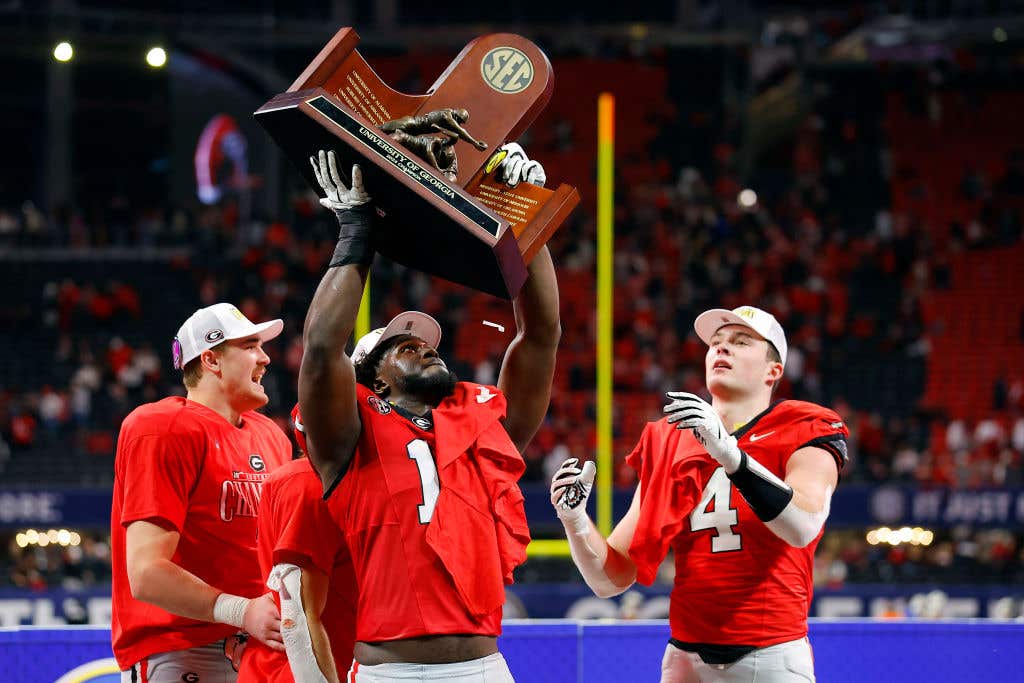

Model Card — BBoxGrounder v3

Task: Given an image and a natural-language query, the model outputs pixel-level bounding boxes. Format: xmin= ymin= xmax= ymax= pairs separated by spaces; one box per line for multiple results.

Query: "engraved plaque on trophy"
xmin=254 ymin=28 xmax=580 ymax=299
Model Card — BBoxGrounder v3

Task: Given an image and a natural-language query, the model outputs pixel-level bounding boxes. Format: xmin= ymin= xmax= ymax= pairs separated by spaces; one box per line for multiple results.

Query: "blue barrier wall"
xmin=5 ymin=621 xmax=1023 ymax=683
xmin=3 ymin=584 xmax=1023 ymax=624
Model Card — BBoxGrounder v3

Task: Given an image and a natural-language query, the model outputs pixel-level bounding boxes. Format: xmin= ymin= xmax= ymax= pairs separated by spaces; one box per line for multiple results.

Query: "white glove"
xmin=550 ymin=457 xmax=596 ymax=533
xmin=494 ymin=142 xmax=546 ymax=188
xmin=663 ymin=392 xmax=742 ymax=473
xmin=309 ymin=149 xmax=370 ymax=211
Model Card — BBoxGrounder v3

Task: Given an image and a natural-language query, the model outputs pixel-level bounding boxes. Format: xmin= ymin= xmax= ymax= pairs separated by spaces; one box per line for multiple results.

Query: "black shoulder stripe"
xmin=322 ymin=464 xmax=346 ymax=500
xmin=798 ymin=434 xmax=848 ymax=472
xmin=321 ymin=441 xmax=358 ymax=501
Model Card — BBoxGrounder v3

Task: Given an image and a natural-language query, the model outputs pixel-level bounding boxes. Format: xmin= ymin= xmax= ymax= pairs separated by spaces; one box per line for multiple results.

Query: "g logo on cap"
xmin=205 ymin=329 xmax=225 ymax=343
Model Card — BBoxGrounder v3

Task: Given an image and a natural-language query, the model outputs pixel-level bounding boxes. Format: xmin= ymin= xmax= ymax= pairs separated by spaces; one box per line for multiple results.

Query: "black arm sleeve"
xmin=727 ymin=451 xmax=794 ymax=522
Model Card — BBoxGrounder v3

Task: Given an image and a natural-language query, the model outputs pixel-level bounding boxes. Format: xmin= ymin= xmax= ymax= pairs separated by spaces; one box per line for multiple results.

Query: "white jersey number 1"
xmin=689 ymin=467 xmax=742 ymax=552
xmin=407 ymin=439 xmax=440 ymax=524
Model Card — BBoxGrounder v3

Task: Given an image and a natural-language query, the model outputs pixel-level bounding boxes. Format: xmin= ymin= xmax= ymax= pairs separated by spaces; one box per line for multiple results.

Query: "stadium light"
xmin=146 ymin=46 xmax=167 ymax=68
xmin=866 ymin=526 xmax=934 ymax=546
xmin=53 ymin=41 xmax=73 ymax=62
xmin=15 ymin=528 xmax=84 ymax=547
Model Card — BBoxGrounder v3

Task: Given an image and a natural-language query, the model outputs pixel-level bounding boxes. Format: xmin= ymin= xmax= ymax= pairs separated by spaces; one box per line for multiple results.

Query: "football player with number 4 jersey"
xmin=551 ymin=305 xmax=848 ymax=683
xmin=297 ymin=148 xmax=559 ymax=682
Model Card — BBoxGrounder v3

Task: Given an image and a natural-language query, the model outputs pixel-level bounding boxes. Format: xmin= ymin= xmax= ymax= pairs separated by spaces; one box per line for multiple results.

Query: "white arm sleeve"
xmin=560 ymin=511 xmax=631 ymax=598
xmin=268 ymin=563 xmax=329 ymax=683
xmin=764 ymin=484 xmax=833 ymax=548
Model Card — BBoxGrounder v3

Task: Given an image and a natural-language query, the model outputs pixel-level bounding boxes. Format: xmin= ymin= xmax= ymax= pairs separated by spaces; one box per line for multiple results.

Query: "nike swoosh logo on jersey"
xmin=476 ymin=387 xmax=497 ymax=403
xmin=749 ymin=431 xmax=775 ymax=442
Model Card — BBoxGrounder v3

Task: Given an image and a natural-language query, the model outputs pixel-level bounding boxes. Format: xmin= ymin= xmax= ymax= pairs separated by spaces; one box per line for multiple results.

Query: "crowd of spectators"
xmin=3 ymin=135 xmax=1022 ymax=489
xmin=3 ymin=167 xmax=1024 ymax=490
xmin=815 ymin=528 xmax=1024 ymax=588
xmin=0 ymin=183 xmax=928 ymax=482
xmin=1 ymin=532 xmax=111 ymax=592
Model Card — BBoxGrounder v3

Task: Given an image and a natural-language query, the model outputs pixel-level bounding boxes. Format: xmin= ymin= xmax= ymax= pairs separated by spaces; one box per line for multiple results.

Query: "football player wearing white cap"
xmin=297 ymin=148 xmax=558 ymax=682
xmin=111 ymin=303 xmax=293 ymax=682
xmin=551 ymin=305 xmax=848 ymax=682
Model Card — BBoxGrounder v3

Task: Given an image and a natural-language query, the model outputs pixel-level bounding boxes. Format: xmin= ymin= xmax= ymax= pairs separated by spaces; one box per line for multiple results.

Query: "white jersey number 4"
xmin=689 ymin=467 xmax=742 ymax=552
xmin=407 ymin=439 xmax=440 ymax=524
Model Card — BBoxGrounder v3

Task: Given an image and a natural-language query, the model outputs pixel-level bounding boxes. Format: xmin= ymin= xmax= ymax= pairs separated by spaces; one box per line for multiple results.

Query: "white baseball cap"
xmin=351 ymin=311 xmax=442 ymax=365
xmin=172 ymin=303 xmax=284 ymax=369
xmin=694 ymin=305 xmax=787 ymax=366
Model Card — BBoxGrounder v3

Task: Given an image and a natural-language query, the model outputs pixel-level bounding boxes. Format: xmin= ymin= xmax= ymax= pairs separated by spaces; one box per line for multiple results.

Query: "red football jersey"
xmin=238 ymin=458 xmax=356 ymax=682
xmin=628 ymin=400 xmax=848 ymax=648
xmin=110 ymin=397 xmax=292 ymax=669
xmin=325 ymin=382 xmax=529 ymax=643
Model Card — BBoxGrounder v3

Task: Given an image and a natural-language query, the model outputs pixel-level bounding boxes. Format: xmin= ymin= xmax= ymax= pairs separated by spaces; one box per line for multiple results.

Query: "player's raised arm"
xmin=498 ymin=244 xmax=560 ymax=451
xmin=494 ymin=144 xmax=560 ymax=451
xmin=299 ymin=150 xmax=371 ymax=492
xmin=549 ymin=458 xmax=639 ymax=597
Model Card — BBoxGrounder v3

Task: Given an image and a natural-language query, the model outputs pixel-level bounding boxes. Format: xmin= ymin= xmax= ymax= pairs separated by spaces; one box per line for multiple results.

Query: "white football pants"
xmin=661 ymin=637 xmax=815 ymax=683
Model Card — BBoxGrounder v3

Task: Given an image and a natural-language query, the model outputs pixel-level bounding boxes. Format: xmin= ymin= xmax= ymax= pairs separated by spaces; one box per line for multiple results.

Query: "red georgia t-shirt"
xmin=110 ymin=397 xmax=291 ymax=669
xmin=238 ymin=458 xmax=356 ymax=682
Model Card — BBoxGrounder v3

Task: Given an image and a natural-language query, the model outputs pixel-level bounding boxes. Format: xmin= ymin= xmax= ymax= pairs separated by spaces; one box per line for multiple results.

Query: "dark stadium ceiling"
xmin=4 ymin=1 xmax=1024 ymax=50
xmin=1 ymin=0 xmax=1022 ymax=84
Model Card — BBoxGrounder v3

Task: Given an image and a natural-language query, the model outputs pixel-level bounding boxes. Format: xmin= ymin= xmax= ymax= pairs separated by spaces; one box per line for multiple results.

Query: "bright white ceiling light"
xmin=146 ymin=46 xmax=167 ymax=68
xmin=53 ymin=41 xmax=74 ymax=62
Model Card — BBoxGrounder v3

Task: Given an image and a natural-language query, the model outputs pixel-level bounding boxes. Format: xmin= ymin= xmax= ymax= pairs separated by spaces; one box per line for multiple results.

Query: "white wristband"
xmin=213 ymin=593 xmax=250 ymax=629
